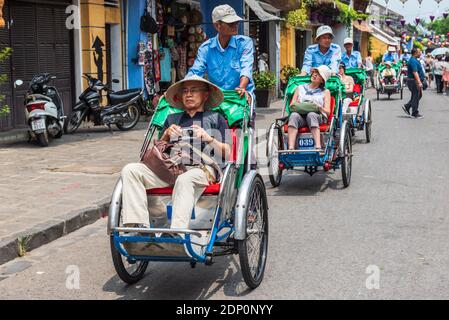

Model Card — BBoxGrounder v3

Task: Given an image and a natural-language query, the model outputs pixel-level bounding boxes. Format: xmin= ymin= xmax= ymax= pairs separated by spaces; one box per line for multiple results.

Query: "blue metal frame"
xmin=112 ymin=207 xmax=236 ymax=264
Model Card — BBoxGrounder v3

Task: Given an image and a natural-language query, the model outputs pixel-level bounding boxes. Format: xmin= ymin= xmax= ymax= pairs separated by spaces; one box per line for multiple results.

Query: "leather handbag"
xmin=141 ymin=140 xmax=187 ymax=185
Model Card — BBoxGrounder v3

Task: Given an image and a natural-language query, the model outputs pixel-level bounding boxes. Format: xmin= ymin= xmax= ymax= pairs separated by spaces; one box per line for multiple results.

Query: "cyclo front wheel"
xmin=267 ymin=123 xmax=283 ymax=187
xmin=237 ymin=174 xmax=269 ymax=289
xmin=341 ymin=129 xmax=352 ymax=188
xmin=110 ymin=204 xmax=149 ymax=284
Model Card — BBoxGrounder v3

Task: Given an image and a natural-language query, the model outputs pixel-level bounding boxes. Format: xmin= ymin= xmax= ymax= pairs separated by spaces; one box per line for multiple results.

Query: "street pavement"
xmin=1 ymin=88 xmax=449 ymax=299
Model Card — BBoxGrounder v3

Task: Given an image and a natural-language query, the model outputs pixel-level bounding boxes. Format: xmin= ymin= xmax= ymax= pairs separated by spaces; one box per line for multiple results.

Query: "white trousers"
xmin=121 ymin=163 xmax=213 ymax=229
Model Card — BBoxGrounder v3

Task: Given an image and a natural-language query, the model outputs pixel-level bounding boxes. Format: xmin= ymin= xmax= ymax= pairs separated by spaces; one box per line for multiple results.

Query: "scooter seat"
xmin=109 ymin=89 xmax=141 ymax=105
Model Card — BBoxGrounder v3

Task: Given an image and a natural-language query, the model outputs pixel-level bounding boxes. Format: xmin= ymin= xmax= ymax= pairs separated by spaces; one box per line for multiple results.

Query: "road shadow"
xmin=102 ymin=255 xmax=254 ymax=300
xmin=265 ymin=170 xmax=345 ymax=196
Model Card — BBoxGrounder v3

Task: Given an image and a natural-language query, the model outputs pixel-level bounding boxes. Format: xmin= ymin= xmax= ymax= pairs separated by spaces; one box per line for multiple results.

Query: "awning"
xmin=260 ymin=0 xmax=302 ymax=11
xmin=369 ymin=24 xmax=399 ymax=46
xmin=245 ymin=0 xmax=282 ymax=22
xmin=353 ymin=21 xmax=372 ymax=33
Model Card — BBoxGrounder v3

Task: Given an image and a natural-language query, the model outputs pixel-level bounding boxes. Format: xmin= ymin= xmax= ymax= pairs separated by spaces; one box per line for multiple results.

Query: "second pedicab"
xmin=342 ymin=67 xmax=373 ymax=143
xmin=266 ymin=75 xmax=353 ymax=188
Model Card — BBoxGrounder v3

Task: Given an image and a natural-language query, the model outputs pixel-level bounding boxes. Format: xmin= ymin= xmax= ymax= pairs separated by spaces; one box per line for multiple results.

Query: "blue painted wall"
xmin=200 ymin=0 xmax=244 ymax=39
xmin=126 ymin=0 xmax=147 ymax=90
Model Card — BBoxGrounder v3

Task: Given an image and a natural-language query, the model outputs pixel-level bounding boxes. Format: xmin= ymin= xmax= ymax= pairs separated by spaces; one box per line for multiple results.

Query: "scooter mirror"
xmin=112 ymin=79 xmax=120 ymax=84
xmin=14 ymin=80 xmax=23 ymax=88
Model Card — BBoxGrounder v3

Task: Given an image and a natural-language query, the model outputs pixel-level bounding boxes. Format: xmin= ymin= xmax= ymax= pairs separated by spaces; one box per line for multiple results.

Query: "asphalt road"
xmin=1 ymin=89 xmax=449 ymax=299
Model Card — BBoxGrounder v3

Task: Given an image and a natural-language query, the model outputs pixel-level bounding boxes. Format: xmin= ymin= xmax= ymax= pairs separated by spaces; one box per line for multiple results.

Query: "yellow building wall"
xmin=370 ymin=36 xmax=389 ymax=61
xmin=80 ymin=0 xmax=121 ymax=90
xmin=280 ymin=25 xmax=296 ymax=73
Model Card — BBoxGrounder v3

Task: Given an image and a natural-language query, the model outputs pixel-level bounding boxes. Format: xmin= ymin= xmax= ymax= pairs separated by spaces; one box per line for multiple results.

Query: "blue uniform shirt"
xmin=400 ymin=53 xmax=411 ymax=62
xmin=341 ymin=50 xmax=362 ymax=68
xmin=186 ymin=35 xmax=255 ymax=93
xmin=301 ymin=43 xmax=342 ymax=74
xmin=407 ymin=56 xmax=425 ymax=81
xmin=383 ymin=52 xmax=399 ymax=63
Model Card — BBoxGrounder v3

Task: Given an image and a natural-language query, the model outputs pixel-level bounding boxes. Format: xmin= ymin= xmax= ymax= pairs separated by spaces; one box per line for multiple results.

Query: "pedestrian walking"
xmin=442 ymin=56 xmax=449 ymax=95
xmin=364 ymin=52 xmax=374 ymax=88
xmin=403 ymin=48 xmax=425 ymax=119
xmin=434 ymin=55 xmax=444 ymax=93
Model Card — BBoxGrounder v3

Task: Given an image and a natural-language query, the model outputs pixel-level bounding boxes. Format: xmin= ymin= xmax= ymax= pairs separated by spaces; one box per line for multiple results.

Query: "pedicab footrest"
xmin=146 ymin=183 xmax=221 ymax=195
xmin=113 ymin=227 xmax=203 ymax=238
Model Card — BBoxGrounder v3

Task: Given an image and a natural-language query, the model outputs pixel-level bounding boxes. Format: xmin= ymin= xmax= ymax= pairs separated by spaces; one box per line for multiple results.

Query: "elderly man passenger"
xmin=120 ymin=75 xmax=230 ymax=231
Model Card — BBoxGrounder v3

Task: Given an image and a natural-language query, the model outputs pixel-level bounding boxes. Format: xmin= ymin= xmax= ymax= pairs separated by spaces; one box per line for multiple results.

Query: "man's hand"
xmin=162 ymin=124 xmax=182 ymax=141
xmin=300 ymin=71 xmax=307 ymax=76
xmin=235 ymin=87 xmax=246 ymax=98
xmin=191 ymin=125 xmax=213 ymax=143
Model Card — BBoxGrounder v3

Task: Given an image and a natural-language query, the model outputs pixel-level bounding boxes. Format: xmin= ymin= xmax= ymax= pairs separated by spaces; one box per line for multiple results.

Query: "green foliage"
xmin=253 ymin=71 xmax=276 ymax=90
xmin=0 ymin=47 xmax=12 ymax=118
xmin=281 ymin=65 xmax=300 ymax=84
xmin=336 ymin=0 xmax=368 ymax=31
xmin=285 ymin=2 xmax=308 ymax=29
xmin=428 ymin=18 xmax=449 ymax=36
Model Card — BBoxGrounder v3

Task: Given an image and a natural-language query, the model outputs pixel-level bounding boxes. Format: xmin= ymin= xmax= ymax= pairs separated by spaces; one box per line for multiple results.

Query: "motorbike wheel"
xmin=36 ymin=130 xmax=49 ymax=147
xmin=64 ymin=109 xmax=86 ymax=134
xmin=116 ymin=104 xmax=140 ymax=131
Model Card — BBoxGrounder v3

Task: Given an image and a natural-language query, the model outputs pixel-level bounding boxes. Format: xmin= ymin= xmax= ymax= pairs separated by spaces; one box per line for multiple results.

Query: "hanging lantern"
xmin=357 ymin=18 xmax=363 ymax=25
xmin=399 ymin=0 xmax=408 ymax=8
xmin=371 ymin=20 xmax=375 ymax=25
xmin=400 ymin=19 xmax=406 ymax=27
xmin=430 ymin=15 xmax=435 ymax=22
xmin=444 ymin=12 xmax=449 ymax=19
xmin=415 ymin=17 xmax=421 ymax=25
xmin=417 ymin=0 xmax=423 ymax=9
xmin=385 ymin=19 xmax=392 ymax=26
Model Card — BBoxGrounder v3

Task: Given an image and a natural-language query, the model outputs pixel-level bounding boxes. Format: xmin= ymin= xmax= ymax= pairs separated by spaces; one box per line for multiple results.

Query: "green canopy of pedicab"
xmin=150 ymin=90 xmax=249 ymax=129
xmin=345 ymin=68 xmax=366 ymax=85
xmin=284 ymin=75 xmax=345 ymax=116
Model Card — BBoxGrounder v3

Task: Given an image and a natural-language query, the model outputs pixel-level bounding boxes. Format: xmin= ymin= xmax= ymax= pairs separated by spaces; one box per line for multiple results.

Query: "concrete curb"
xmin=0 ymin=197 xmax=110 ymax=265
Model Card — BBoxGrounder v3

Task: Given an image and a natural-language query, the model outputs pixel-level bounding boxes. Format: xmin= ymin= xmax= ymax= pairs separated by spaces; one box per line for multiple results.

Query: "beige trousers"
xmin=121 ymin=163 xmax=214 ymax=229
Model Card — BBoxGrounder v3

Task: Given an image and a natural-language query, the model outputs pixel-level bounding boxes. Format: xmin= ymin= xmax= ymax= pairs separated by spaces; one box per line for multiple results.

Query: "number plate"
xmin=31 ymin=119 xmax=45 ymax=131
xmin=298 ymin=138 xmax=315 ymax=149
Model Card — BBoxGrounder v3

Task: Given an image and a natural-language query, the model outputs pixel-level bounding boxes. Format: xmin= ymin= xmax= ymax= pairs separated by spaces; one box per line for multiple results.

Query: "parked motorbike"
xmin=64 ymin=74 xmax=144 ymax=134
xmin=15 ymin=73 xmax=65 ymax=147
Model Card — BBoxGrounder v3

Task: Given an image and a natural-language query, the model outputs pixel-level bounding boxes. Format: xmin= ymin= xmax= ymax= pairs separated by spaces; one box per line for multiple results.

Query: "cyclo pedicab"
xmin=266 ymin=74 xmax=353 ymax=188
xmin=341 ymin=67 xmax=373 ymax=143
xmin=375 ymin=61 xmax=404 ymax=100
xmin=107 ymin=90 xmax=269 ymax=289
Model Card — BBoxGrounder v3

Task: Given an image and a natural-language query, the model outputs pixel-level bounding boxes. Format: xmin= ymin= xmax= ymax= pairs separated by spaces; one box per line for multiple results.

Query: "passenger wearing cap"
xmin=288 ymin=65 xmax=332 ymax=152
xmin=186 ymin=4 xmax=254 ymax=97
xmin=120 ymin=76 xmax=231 ymax=230
xmin=341 ymin=38 xmax=362 ymax=68
xmin=300 ymin=25 xmax=342 ymax=75
xmin=381 ymin=61 xmax=397 ymax=85
xmin=382 ymin=46 xmax=399 ymax=64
